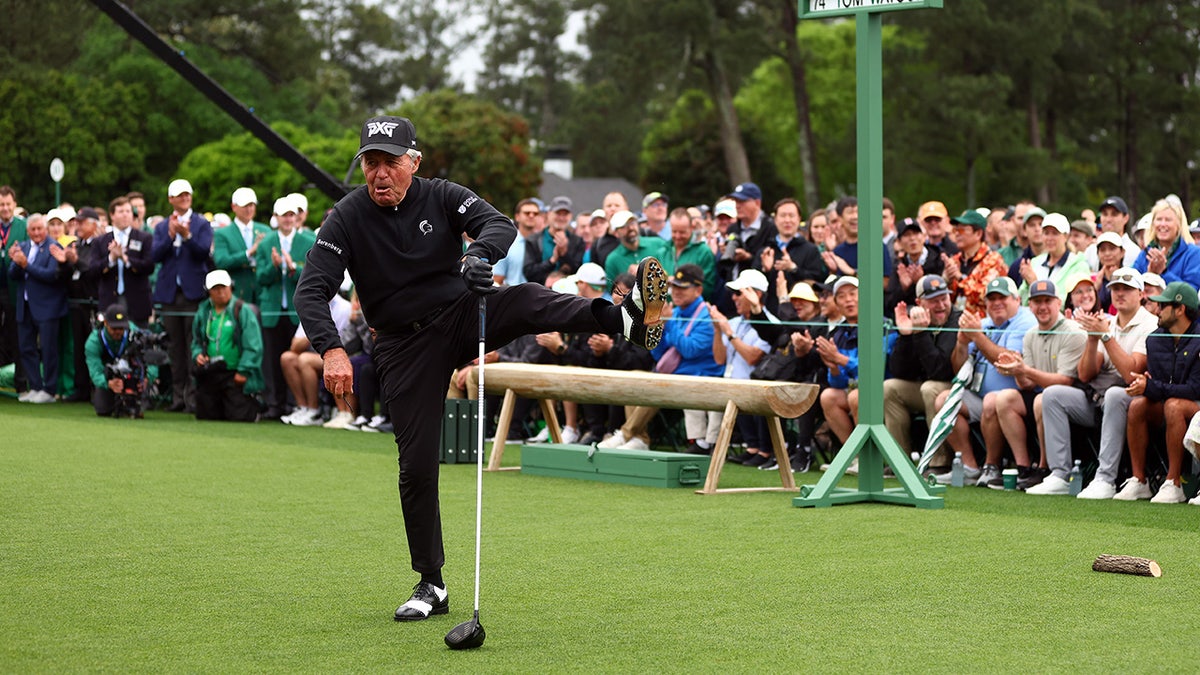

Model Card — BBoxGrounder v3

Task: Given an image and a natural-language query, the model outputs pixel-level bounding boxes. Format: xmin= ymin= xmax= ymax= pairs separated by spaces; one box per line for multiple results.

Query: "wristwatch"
xmin=1100 ymin=334 xmax=1112 ymax=344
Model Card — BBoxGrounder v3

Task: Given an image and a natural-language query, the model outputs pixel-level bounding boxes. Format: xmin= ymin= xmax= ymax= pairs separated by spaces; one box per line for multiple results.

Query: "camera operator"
xmin=85 ymin=304 xmax=153 ymax=417
xmin=190 ymin=270 xmax=264 ymax=422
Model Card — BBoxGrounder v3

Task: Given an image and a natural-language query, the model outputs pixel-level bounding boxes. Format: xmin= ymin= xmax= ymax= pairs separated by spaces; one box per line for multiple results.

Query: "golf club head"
xmin=444 ymin=611 xmax=485 ymax=650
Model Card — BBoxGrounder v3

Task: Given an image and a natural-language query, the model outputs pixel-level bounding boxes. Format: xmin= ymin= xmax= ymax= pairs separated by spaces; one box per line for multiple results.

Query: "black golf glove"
xmin=460 ymin=255 xmax=498 ymax=295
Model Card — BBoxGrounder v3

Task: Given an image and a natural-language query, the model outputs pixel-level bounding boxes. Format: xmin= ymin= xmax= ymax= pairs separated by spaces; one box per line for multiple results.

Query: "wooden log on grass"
xmin=482 ymin=363 xmax=818 ymax=418
xmin=1092 ymin=554 xmax=1162 ymax=577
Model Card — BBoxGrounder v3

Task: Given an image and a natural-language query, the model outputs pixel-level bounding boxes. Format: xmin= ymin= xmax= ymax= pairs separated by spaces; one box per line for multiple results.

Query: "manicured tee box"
xmin=521 ymin=443 xmax=710 ymax=488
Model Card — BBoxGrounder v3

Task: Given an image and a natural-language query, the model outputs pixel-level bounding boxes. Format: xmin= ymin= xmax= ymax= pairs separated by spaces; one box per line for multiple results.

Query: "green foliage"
xmin=640 ymin=90 xmax=792 ymax=207
xmin=0 ymin=69 xmax=146 ymax=211
xmin=175 ymin=122 xmax=358 ymax=223
xmin=397 ymin=90 xmax=541 ymax=213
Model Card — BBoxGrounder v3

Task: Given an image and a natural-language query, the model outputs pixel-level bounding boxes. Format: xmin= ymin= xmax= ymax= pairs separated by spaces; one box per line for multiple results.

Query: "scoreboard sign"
xmin=800 ymin=0 xmax=943 ymax=18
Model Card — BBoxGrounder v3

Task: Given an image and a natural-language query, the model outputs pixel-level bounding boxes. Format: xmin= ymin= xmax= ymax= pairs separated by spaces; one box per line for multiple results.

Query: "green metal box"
xmin=521 ymin=443 xmax=710 ymax=488
xmin=440 ymin=399 xmax=479 ymax=464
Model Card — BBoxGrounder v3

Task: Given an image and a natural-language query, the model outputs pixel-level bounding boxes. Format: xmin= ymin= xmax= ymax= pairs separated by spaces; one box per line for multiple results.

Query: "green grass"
xmin=2 ymin=398 xmax=1198 ymax=672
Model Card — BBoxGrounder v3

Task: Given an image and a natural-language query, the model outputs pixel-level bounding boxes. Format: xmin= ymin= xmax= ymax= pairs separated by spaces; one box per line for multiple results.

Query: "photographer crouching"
xmin=85 ymin=304 xmax=166 ymax=418
xmin=190 ymin=270 xmax=264 ymax=422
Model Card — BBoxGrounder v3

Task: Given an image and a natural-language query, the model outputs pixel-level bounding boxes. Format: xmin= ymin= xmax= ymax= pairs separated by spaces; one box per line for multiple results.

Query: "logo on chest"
xmin=418 ymin=219 xmax=433 ymax=236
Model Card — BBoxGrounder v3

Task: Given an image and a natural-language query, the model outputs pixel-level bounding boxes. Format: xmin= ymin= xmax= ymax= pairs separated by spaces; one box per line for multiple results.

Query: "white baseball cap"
xmin=1141 ymin=272 xmax=1166 ymax=290
xmin=205 ymin=269 xmax=233 ymax=289
xmin=727 ymin=269 xmax=769 ymax=293
xmin=833 ymin=276 xmax=860 ymax=295
xmin=1106 ymin=267 xmax=1143 ymax=291
xmin=274 ymin=196 xmax=298 ymax=216
xmin=714 ymin=199 xmax=737 ymax=219
xmin=609 ymin=210 xmax=637 ymax=231
xmin=551 ymin=276 xmax=578 ymax=295
xmin=231 ymin=187 xmax=257 ymax=207
xmin=168 ymin=179 xmax=194 ymax=198
xmin=287 ymin=192 xmax=308 ymax=212
xmin=1041 ymin=212 xmax=1070 ymax=234
xmin=576 ymin=262 xmax=607 ymax=287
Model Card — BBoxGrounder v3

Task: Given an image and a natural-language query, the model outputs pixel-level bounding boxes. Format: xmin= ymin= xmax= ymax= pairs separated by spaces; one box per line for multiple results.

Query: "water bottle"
xmin=951 ymin=452 xmax=964 ymax=488
xmin=1069 ymin=459 xmax=1083 ymax=496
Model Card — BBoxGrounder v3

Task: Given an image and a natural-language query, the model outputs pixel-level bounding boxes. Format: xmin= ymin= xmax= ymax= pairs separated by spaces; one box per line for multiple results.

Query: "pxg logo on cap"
xmin=356 ymin=115 xmax=419 ymax=160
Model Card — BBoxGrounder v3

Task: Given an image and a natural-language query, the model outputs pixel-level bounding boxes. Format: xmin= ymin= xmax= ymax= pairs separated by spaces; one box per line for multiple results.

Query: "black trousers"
xmin=68 ymin=302 xmax=95 ymax=399
xmin=194 ymin=366 xmax=260 ymax=422
xmin=0 ymin=291 xmax=25 ymax=389
xmin=261 ymin=316 xmax=298 ymax=411
xmin=93 ymin=385 xmax=145 ymax=417
xmin=374 ymin=284 xmax=613 ymax=575
xmin=160 ymin=290 xmax=197 ymax=408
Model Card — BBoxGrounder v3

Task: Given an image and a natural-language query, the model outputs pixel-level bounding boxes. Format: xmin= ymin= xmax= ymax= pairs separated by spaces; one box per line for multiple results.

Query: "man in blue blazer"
xmin=7 ymin=213 xmax=68 ymax=402
xmin=94 ymin=196 xmax=156 ymax=325
xmin=152 ymin=179 xmax=213 ymax=411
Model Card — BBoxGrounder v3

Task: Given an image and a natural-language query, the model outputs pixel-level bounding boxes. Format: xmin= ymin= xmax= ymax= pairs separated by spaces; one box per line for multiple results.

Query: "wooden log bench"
xmin=481 ymin=363 xmax=819 ymax=494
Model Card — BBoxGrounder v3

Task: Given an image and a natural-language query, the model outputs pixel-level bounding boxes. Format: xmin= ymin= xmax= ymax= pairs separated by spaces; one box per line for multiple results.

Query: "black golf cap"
xmin=104 ymin=304 xmax=129 ymax=329
xmin=355 ymin=115 xmax=419 ymax=161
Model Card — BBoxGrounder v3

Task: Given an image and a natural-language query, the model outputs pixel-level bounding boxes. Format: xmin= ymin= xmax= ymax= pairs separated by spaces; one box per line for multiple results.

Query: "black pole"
xmin=91 ymin=0 xmax=349 ymax=202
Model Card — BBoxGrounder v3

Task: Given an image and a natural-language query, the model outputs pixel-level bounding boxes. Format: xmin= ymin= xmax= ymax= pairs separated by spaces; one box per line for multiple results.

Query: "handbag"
xmin=654 ymin=302 xmax=706 ymax=374
xmin=750 ymin=343 xmax=800 ymax=382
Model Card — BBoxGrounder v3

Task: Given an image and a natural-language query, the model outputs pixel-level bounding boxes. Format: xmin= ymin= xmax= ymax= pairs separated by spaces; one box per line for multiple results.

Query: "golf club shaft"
xmin=474 ymin=296 xmax=485 ymax=615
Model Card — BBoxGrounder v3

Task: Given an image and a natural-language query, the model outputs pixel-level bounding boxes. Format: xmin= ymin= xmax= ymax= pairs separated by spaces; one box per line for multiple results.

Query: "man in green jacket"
xmin=603 ymin=209 xmax=669 ymax=292
xmin=212 ymin=187 xmax=272 ymax=302
xmin=665 ymin=207 xmax=718 ymax=300
xmin=191 ymin=270 xmax=264 ymax=422
xmin=1 ymin=185 xmax=28 ymax=387
xmin=255 ymin=196 xmax=316 ymax=418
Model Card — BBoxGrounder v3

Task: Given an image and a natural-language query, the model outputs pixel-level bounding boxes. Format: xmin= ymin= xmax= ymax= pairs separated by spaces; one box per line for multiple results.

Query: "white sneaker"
xmin=618 ymin=437 xmax=649 ymax=450
xmin=323 ymin=410 xmax=354 ymax=429
xmin=1026 ymin=474 xmax=1071 ymax=495
xmin=1113 ymin=477 xmax=1153 ymax=501
xmin=1189 ymin=493 xmax=1200 ymax=506
xmin=30 ymin=390 xmax=56 ymax=404
xmin=1150 ymin=481 xmax=1186 ymax=504
xmin=526 ymin=427 xmax=550 ymax=443
xmin=17 ymin=390 xmax=33 ymax=402
xmin=560 ymin=426 xmax=580 ymax=444
xmin=291 ymin=409 xmax=324 ymax=427
xmin=597 ymin=430 xmax=627 ymax=448
xmin=348 ymin=415 xmax=370 ymax=430
xmin=1077 ymin=479 xmax=1116 ymax=500
xmin=280 ymin=408 xmax=304 ymax=425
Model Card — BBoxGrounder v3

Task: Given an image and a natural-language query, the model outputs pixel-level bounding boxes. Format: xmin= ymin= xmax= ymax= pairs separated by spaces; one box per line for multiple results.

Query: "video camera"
xmin=103 ymin=329 xmax=169 ymax=418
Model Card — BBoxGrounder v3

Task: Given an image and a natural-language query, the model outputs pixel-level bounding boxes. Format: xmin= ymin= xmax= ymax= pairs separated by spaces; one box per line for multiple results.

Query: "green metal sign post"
xmin=794 ymin=0 xmax=944 ymax=509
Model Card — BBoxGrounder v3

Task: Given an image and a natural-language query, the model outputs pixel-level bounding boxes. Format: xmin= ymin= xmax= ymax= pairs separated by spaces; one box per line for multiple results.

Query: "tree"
xmin=477 ymin=0 xmax=578 ymax=145
xmin=175 ymin=121 xmax=357 ymax=221
xmin=0 ymin=69 xmax=146 ymax=211
xmin=304 ymin=0 xmax=466 ymax=112
xmin=397 ymin=90 xmax=541 ymax=213
xmin=640 ymin=89 xmax=791 ymax=208
xmin=753 ymin=0 xmax=822 ymax=211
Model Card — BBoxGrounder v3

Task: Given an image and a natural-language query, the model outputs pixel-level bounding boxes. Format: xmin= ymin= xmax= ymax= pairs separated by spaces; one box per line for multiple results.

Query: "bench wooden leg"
xmin=767 ymin=415 xmax=796 ymax=490
xmin=538 ymin=398 xmax=563 ymax=443
xmin=697 ymin=400 xmax=740 ymax=494
xmin=486 ymin=389 xmax=519 ymax=472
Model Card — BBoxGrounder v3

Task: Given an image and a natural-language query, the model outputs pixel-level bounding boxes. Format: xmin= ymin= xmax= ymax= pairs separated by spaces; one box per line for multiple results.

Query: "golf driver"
xmin=445 ymin=296 xmax=487 ymax=650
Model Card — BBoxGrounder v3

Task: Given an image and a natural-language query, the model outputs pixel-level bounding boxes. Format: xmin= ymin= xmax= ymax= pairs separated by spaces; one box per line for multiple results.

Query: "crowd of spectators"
xmin=3 ymin=178 xmax=1199 ymax=505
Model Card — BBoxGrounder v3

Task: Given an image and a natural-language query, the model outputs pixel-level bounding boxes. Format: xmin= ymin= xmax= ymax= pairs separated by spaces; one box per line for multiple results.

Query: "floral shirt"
xmin=949 ymin=245 xmax=1008 ymax=316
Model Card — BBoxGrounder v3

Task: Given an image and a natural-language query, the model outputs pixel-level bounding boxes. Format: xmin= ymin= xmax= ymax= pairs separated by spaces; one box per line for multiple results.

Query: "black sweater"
xmin=295 ymin=179 xmax=515 ymax=356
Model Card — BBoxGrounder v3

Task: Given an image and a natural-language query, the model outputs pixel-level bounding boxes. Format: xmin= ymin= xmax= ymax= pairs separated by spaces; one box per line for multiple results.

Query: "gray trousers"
xmin=1040 ymin=384 xmax=1129 ymax=483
